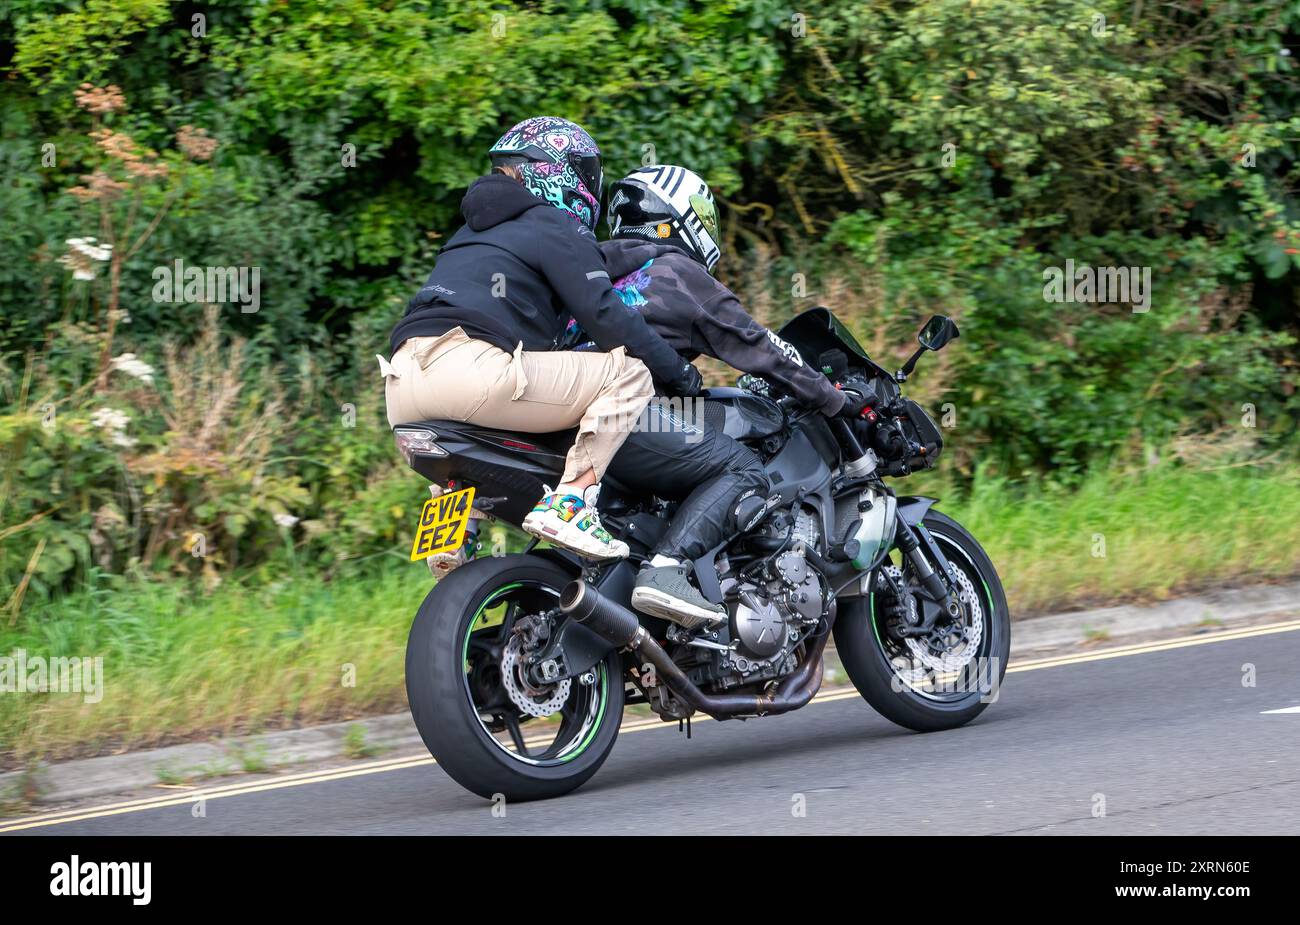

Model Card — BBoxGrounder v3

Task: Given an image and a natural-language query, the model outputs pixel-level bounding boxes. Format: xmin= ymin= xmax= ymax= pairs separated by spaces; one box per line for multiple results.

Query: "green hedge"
xmin=1 ymin=0 xmax=1297 ymax=596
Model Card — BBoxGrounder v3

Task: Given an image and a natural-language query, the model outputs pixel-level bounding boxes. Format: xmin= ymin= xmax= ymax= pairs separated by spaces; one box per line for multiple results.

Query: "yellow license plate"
xmin=409 ymin=487 xmax=476 ymax=561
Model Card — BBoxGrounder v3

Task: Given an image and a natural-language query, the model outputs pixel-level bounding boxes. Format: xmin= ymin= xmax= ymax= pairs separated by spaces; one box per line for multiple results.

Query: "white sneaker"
xmin=521 ymin=485 xmax=629 ymax=560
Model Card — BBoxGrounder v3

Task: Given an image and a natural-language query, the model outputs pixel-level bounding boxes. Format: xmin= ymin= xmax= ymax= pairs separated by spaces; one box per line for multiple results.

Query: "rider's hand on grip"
xmin=666 ymin=361 xmax=704 ymax=397
xmin=835 ymin=377 xmax=875 ymax=420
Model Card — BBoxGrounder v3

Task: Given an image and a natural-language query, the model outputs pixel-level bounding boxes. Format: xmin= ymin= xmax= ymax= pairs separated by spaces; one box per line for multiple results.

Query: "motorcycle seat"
xmin=405 ymin=420 xmax=577 ymax=456
xmin=401 ymin=420 xmax=641 ymax=512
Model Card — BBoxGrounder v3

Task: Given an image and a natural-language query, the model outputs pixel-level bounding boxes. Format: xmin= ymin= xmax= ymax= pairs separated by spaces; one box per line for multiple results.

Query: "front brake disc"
xmin=903 ymin=566 xmax=983 ymax=675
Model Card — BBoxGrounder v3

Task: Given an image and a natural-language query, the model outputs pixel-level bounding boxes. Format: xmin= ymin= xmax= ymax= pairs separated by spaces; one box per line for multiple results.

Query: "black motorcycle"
xmin=395 ymin=309 xmax=1010 ymax=801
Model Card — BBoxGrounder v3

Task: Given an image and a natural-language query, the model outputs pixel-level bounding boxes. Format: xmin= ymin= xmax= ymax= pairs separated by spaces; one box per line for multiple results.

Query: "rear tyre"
xmin=834 ymin=510 xmax=1010 ymax=732
xmin=405 ymin=554 xmax=624 ymax=802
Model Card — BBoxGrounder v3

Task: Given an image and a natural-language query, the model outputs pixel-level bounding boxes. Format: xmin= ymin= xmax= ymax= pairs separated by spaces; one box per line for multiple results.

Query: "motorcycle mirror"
xmin=917 ymin=315 xmax=960 ymax=352
xmin=897 ymin=315 xmax=961 ymax=381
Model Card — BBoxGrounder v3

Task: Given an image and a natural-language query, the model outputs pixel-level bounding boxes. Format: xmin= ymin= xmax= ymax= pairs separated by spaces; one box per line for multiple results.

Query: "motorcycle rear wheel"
xmin=405 ymin=554 xmax=624 ymax=802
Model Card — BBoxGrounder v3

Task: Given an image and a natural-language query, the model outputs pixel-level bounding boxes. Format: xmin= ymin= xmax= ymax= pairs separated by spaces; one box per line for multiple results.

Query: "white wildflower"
xmin=90 ymin=407 xmax=129 ymax=430
xmin=90 ymin=407 xmax=136 ymax=448
xmin=59 ymin=237 xmax=114 ymax=281
xmin=273 ymin=513 xmax=300 ymax=529
xmin=109 ymin=352 xmax=155 ymax=384
xmin=69 ymin=237 xmax=113 ymax=260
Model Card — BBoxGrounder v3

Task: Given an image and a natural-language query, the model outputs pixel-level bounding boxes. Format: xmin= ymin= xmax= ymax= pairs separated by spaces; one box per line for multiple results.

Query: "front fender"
xmin=896 ymin=495 xmax=939 ymax=527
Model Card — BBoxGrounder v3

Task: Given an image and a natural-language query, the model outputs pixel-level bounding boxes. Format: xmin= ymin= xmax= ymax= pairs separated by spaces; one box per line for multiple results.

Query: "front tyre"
xmin=834 ymin=510 xmax=1010 ymax=732
xmin=405 ymin=554 xmax=624 ymax=802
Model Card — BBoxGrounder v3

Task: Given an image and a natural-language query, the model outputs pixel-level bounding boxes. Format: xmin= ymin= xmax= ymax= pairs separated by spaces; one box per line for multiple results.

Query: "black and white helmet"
xmin=606 ymin=165 xmax=721 ymax=272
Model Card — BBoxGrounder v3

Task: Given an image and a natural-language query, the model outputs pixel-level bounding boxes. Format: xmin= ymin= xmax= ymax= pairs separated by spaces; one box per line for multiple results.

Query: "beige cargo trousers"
xmin=381 ymin=327 xmax=654 ymax=484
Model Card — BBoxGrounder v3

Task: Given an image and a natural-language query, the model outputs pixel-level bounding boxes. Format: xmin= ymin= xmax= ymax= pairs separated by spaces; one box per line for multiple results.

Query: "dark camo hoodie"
xmin=593 ymin=239 xmax=847 ymax=416
xmin=389 ymin=174 xmax=684 ymax=387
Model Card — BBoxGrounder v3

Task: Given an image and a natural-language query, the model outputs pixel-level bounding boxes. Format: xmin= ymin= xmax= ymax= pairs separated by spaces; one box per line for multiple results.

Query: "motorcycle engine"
xmin=717 ymin=509 xmax=825 ymax=687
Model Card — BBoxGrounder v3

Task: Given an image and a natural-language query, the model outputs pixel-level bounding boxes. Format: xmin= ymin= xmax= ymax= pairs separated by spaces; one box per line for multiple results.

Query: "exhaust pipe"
xmin=559 ymin=580 xmax=831 ymax=719
xmin=559 ymin=579 xmax=645 ymax=648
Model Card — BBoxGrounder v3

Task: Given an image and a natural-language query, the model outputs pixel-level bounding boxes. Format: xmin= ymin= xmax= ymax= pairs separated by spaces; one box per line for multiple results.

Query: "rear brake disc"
xmin=501 ymin=634 xmax=571 ymax=718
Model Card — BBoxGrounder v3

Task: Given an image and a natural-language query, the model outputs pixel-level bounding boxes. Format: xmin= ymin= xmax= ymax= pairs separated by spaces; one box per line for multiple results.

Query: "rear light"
xmin=393 ymin=427 xmax=447 ymax=466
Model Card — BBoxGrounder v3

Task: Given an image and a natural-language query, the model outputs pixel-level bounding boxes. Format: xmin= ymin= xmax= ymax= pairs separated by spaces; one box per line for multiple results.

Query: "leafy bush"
xmin=0 ymin=307 xmax=409 ymax=600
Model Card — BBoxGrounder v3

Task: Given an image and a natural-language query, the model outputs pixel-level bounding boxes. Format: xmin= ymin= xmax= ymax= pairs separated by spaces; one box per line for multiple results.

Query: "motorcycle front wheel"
xmin=405 ymin=554 xmax=624 ymax=802
xmin=834 ymin=509 xmax=1011 ymax=732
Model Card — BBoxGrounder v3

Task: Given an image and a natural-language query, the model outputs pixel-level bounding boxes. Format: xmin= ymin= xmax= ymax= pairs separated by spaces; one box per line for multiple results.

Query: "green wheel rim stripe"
xmin=462 ymin=582 xmax=522 ymax=668
xmin=461 ymin=580 xmax=607 ymax=763
xmin=560 ymin=665 xmax=607 ymax=762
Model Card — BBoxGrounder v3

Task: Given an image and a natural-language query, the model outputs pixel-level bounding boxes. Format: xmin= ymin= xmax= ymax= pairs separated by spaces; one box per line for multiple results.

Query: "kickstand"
xmin=678 ymin=715 xmax=692 ymax=739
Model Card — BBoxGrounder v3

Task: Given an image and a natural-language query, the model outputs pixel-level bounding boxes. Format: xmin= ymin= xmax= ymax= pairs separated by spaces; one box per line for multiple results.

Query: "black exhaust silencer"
xmin=559 ymin=580 xmax=643 ymax=649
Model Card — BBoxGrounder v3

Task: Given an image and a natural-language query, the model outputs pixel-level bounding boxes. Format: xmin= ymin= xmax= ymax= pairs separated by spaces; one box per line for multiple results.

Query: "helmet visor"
xmin=572 ymin=153 xmax=603 ymax=202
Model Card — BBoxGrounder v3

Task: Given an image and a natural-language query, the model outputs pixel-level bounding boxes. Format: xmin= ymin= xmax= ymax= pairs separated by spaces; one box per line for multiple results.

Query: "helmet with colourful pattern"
xmin=606 ymin=165 xmax=721 ymax=272
xmin=488 ymin=116 xmax=604 ymax=232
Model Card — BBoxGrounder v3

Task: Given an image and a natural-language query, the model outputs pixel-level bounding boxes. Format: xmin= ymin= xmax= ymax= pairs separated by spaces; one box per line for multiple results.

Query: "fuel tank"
xmin=701 ymin=387 xmax=785 ymax=442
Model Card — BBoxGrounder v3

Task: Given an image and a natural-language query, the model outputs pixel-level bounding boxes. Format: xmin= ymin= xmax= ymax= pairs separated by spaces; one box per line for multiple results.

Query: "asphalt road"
xmin=10 ymin=624 xmax=1300 ymax=835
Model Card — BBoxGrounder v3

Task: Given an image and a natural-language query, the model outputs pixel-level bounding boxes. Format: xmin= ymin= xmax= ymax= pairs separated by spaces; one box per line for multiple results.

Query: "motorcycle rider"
xmin=382 ymin=118 xmax=702 ymax=563
xmin=573 ymin=165 xmax=870 ymax=627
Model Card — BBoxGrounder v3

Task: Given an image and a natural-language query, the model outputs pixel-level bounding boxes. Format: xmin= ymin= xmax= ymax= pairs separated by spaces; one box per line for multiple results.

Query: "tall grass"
xmin=1 ymin=557 xmax=424 ymax=764
xmin=948 ymin=462 xmax=1300 ymax=613
xmin=3 ymin=462 xmax=1298 ymax=764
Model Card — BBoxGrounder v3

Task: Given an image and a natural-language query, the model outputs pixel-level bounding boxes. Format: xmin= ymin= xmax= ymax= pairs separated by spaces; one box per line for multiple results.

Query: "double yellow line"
xmin=4 ymin=617 xmax=1298 ymax=834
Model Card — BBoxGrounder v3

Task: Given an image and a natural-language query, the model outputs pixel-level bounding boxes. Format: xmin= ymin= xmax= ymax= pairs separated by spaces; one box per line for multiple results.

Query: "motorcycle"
xmin=395 ymin=308 xmax=1010 ymax=801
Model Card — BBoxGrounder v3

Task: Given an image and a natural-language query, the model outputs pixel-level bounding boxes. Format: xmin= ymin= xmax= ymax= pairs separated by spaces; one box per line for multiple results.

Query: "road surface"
xmin=7 ymin=621 xmax=1300 ymax=835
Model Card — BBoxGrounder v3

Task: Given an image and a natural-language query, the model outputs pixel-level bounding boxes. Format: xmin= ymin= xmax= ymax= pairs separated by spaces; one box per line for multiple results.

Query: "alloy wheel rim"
xmin=461 ymin=581 xmax=609 ymax=767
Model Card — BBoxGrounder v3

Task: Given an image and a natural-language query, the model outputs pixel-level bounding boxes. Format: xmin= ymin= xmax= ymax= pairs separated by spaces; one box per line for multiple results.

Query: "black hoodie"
xmin=597 ymin=239 xmax=847 ymax=416
xmin=389 ymin=174 xmax=684 ymax=386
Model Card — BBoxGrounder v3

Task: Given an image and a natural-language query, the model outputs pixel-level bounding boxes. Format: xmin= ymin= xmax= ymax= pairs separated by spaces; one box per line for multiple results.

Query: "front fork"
xmin=831 ymin=418 xmax=958 ymax=624
xmin=891 ymin=517 xmax=963 ymax=635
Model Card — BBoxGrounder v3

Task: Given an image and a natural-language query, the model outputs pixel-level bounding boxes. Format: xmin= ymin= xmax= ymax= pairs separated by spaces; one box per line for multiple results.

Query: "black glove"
xmin=665 ymin=361 xmax=703 ymax=397
xmin=835 ymin=379 xmax=875 ymax=419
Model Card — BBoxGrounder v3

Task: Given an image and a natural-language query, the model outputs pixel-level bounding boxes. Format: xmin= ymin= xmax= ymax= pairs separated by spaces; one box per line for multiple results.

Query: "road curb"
xmin=5 ymin=578 xmax=1299 ymax=808
xmin=2 ymin=714 xmax=425 ymax=807
xmin=1009 ymin=578 xmax=1300 ymax=653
